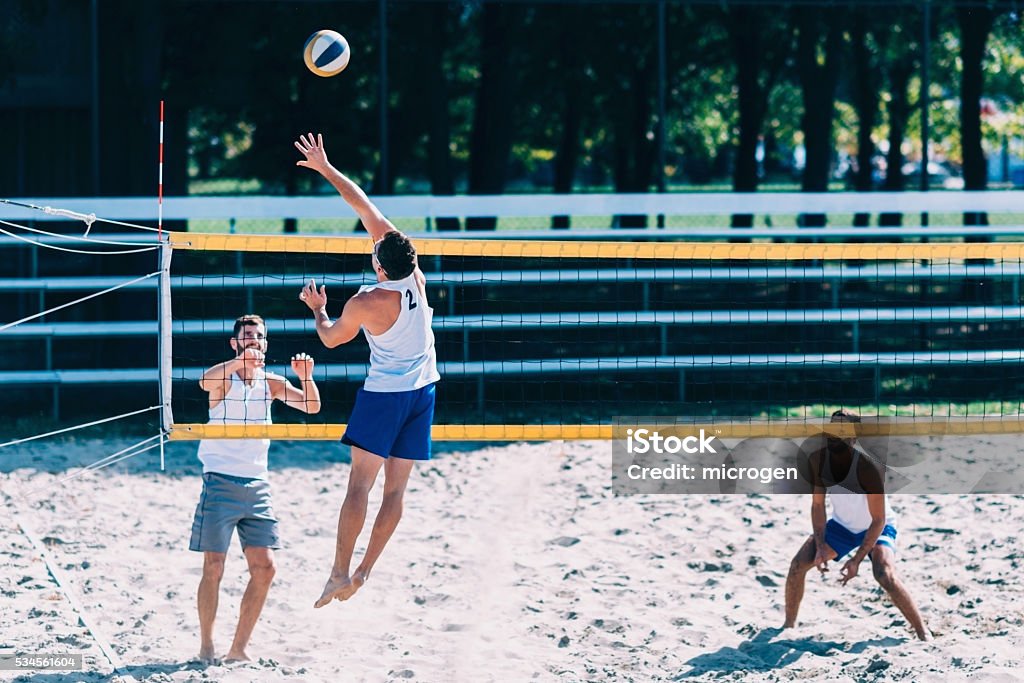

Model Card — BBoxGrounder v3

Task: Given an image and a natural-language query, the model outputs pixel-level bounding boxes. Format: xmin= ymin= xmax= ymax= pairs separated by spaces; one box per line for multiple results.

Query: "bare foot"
xmin=781 ymin=620 xmax=795 ymax=629
xmin=195 ymin=644 xmax=217 ymax=665
xmin=313 ymin=570 xmax=366 ymax=608
xmin=223 ymin=649 xmax=251 ymax=663
xmin=917 ymin=630 xmax=934 ymax=642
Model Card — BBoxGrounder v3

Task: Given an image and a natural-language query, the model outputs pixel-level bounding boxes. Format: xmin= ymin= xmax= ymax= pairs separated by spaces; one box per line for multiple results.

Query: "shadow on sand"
xmin=11 ymin=659 xmax=206 ymax=682
xmin=677 ymin=627 xmax=905 ymax=679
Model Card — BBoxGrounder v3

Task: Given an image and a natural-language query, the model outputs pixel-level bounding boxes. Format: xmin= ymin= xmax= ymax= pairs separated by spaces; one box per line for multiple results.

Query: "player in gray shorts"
xmin=191 ymin=314 xmax=321 ymax=664
xmin=189 ymin=473 xmax=280 ymax=553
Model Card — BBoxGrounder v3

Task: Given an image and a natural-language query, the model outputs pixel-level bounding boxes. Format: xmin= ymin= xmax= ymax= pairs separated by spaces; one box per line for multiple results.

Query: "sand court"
xmin=1 ymin=437 xmax=1022 ymax=681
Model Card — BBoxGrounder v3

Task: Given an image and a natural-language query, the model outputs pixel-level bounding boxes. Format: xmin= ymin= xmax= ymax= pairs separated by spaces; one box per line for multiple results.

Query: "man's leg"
xmin=224 ymin=546 xmax=276 ymax=661
xmin=869 ymin=545 xmax=931 ymax=641
xmin=352 ymin=455 xmax=416 ymax=584
xmin=783 ymin=536 xmax=834 ymax=628
xmin=314 ymin=446 xmax=385 ymax=607
xmin=197 ymin=552 xmax=226 ymax=663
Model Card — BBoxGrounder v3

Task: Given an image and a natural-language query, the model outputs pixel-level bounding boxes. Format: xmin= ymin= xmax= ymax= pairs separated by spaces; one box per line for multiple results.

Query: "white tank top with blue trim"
xmin=359 ymin=271 xmax=440 ymax=392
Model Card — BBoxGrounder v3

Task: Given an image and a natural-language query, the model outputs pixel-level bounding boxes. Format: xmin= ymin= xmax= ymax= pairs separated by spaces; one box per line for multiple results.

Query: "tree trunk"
xmin=879 ymin=57 xmax=913 ymax=227
xmin=729 ymin=6 xmax=765 ymax=229
xmin=958 ymin=6 xmax=994 ymax=228
xmin=97 ymin=0 xmax=163 ymax=198
xmin=467 ymin=4 xmax=516 ymax=231
xmin=850 ymin=13 xmax=879 ymax=227
xmin=551 ymin=9 xmax=584 ymax=230
xmin=423 ymin=3 xmax=458 ymax=231
xmin=795 ymin=8 xmax=843 ymax=228
xmin=612 ymin=64 xmax=654 ymax=228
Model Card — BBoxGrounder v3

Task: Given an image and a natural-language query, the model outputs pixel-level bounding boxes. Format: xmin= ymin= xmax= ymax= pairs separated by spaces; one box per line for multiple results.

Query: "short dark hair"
xmin=232 ymin=314 xmax=266 ymax=337
xmin=830 ymin=408 xmax=861 ymax=423
xmin=374 ymin=231 xmax=416 ymax=280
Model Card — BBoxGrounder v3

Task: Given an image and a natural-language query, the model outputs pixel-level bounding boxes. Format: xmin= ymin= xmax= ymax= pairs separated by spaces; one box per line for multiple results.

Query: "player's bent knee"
xmin=788 ymin=539 xmax=816 ymax=574
xmin=872 ymin=562 xmax=897 ymax=589
xmin=789 ymin=554 xmax=811 ymax=575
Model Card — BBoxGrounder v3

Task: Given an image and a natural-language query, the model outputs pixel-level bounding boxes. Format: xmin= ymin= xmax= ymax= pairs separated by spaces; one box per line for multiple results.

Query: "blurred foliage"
xmin=6 ymin=1 xmax=1024 ymax=197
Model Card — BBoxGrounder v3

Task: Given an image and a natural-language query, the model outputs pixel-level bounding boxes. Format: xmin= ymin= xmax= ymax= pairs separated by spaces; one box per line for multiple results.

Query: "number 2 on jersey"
xmin=405 ymin=289 xmax=418 ymax=310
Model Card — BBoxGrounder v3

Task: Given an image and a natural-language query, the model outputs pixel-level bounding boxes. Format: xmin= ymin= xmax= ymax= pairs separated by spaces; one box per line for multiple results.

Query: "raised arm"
xmin=267 ymin=353 xmax=322 ymax=414
xmin=294 ymin=132 xmax=397 ymax=243
xmin=199 ymin=348 xmax=262 ymax=396
xmin=299 ymin=279 xmax=367 ymax=348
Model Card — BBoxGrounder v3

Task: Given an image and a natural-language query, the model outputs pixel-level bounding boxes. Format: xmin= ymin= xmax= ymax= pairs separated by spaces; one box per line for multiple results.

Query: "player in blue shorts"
xmin=782 ymin=410 xmax=931 ymax=640
xmin=295 ymin=133 xmax=440 ymax=608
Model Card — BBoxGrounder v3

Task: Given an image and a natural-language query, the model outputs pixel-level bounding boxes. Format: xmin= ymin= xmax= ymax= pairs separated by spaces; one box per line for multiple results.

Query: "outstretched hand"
xmin=294 ymin=133 xmax=329 ymax=174
xmin=300 ymin=279 xmax=328 ymax=312
xmin=290 ymin=352 xmax=315 ymax=380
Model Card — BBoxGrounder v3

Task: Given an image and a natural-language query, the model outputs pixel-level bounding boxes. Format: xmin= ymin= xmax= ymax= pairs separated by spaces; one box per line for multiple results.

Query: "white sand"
xmin=1 ymin=437 xmax=1022 ymax=682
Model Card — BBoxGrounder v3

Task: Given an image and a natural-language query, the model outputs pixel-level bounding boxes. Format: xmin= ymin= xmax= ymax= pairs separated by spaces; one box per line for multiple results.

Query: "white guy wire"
xmin=0 ymin=405 xmax=161 ymax=449
xmin=0 ymin=271 xmax=161 ymax=333
xmin=18 ymin=435 xmax=166 ymax=499
xmin=0 ymin=221 xmax=160 ymax=255
xmin=0 ymin=217 xmax=158 ymax=246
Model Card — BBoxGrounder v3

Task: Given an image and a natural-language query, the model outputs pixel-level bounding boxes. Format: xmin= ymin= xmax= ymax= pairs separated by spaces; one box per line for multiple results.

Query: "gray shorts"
xmin=189 ymin=472 xmax=281 ymax=553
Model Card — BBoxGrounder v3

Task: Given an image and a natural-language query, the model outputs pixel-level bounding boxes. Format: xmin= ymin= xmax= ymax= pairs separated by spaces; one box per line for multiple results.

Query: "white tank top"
xmin=359 ymin=271 xmax=440 ymax=392
xmin=196 ymin=369 xmax=273 ymax=479
xmin=823 ymin=447 xmax=896 ymax=533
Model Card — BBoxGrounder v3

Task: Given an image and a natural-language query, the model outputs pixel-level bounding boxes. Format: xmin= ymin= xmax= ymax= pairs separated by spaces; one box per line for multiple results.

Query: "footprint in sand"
xmin=549 ymin=536 xmax=580 ymax=547
xmin=389 ymin=669 xmax=416 ymax=678
xmin=687 ymin=561 xmax=734 ymax=573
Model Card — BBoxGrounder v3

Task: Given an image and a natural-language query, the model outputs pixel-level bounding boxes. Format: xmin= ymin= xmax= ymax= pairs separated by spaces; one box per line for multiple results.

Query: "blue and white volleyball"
xmin=303 ymin=30 xmax=351 ymax=77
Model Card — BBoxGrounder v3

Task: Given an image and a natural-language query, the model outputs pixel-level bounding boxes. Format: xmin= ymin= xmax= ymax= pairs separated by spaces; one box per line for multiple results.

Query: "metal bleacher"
xmin=4 ymin=192 xmax=1024 ymax=419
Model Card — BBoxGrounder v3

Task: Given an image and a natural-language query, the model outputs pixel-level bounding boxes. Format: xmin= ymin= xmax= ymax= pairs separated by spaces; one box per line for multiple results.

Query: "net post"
xmin=158 ymin=237 xmax=174 ymax=466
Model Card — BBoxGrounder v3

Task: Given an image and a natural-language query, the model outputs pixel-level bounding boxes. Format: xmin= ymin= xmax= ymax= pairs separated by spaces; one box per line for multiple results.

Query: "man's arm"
xmin=198 ymin=348 xmax=262 ymax=393
xmin=839 ymin=493 xmax=886 ymax=586
xmin=811 ymin=488 xmax=827 ymax=546
xmin=199 ymin=358 xmax=241 ymax=395
xmin=806 ymin=451 xmax=827 ymax=546
xmin=294 ymin=133 xmax=396 ymax=243
xmin=300 ymin=280 xmax=366 ymax=348
xmin=807 ymin=452 xmax=831 ymax=572
xmin=850 ymin=494 xmax=886 ymax=565
xmin=268 ymin=353 xmax=321 ymax=414
xmin=199 ymin=348 xmax=262 ymax=404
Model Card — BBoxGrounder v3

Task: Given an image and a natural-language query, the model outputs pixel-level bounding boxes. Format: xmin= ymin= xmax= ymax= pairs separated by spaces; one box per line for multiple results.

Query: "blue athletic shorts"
xmin=825 ymin=518 xmax=897 ymax=562
xmin=342 ymin=384 xmax=436 ymax=460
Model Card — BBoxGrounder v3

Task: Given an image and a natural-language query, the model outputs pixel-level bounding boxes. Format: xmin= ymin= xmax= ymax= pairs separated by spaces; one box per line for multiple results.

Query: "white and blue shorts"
xmin=825 ymin=518 xmax=897 ymax=561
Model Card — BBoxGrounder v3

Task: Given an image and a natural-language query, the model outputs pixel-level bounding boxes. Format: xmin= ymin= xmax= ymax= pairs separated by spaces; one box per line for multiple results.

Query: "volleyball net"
xmin=164 ymin=233 xmax=1024 ymax=440
xmin=5 ymin=192 xmax=1024 ymax=443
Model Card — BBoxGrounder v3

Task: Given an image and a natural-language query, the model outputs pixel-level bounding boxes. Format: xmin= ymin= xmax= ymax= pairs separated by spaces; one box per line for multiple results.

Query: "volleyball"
xmin=303 ymin=30 xmax=351 ymax=77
